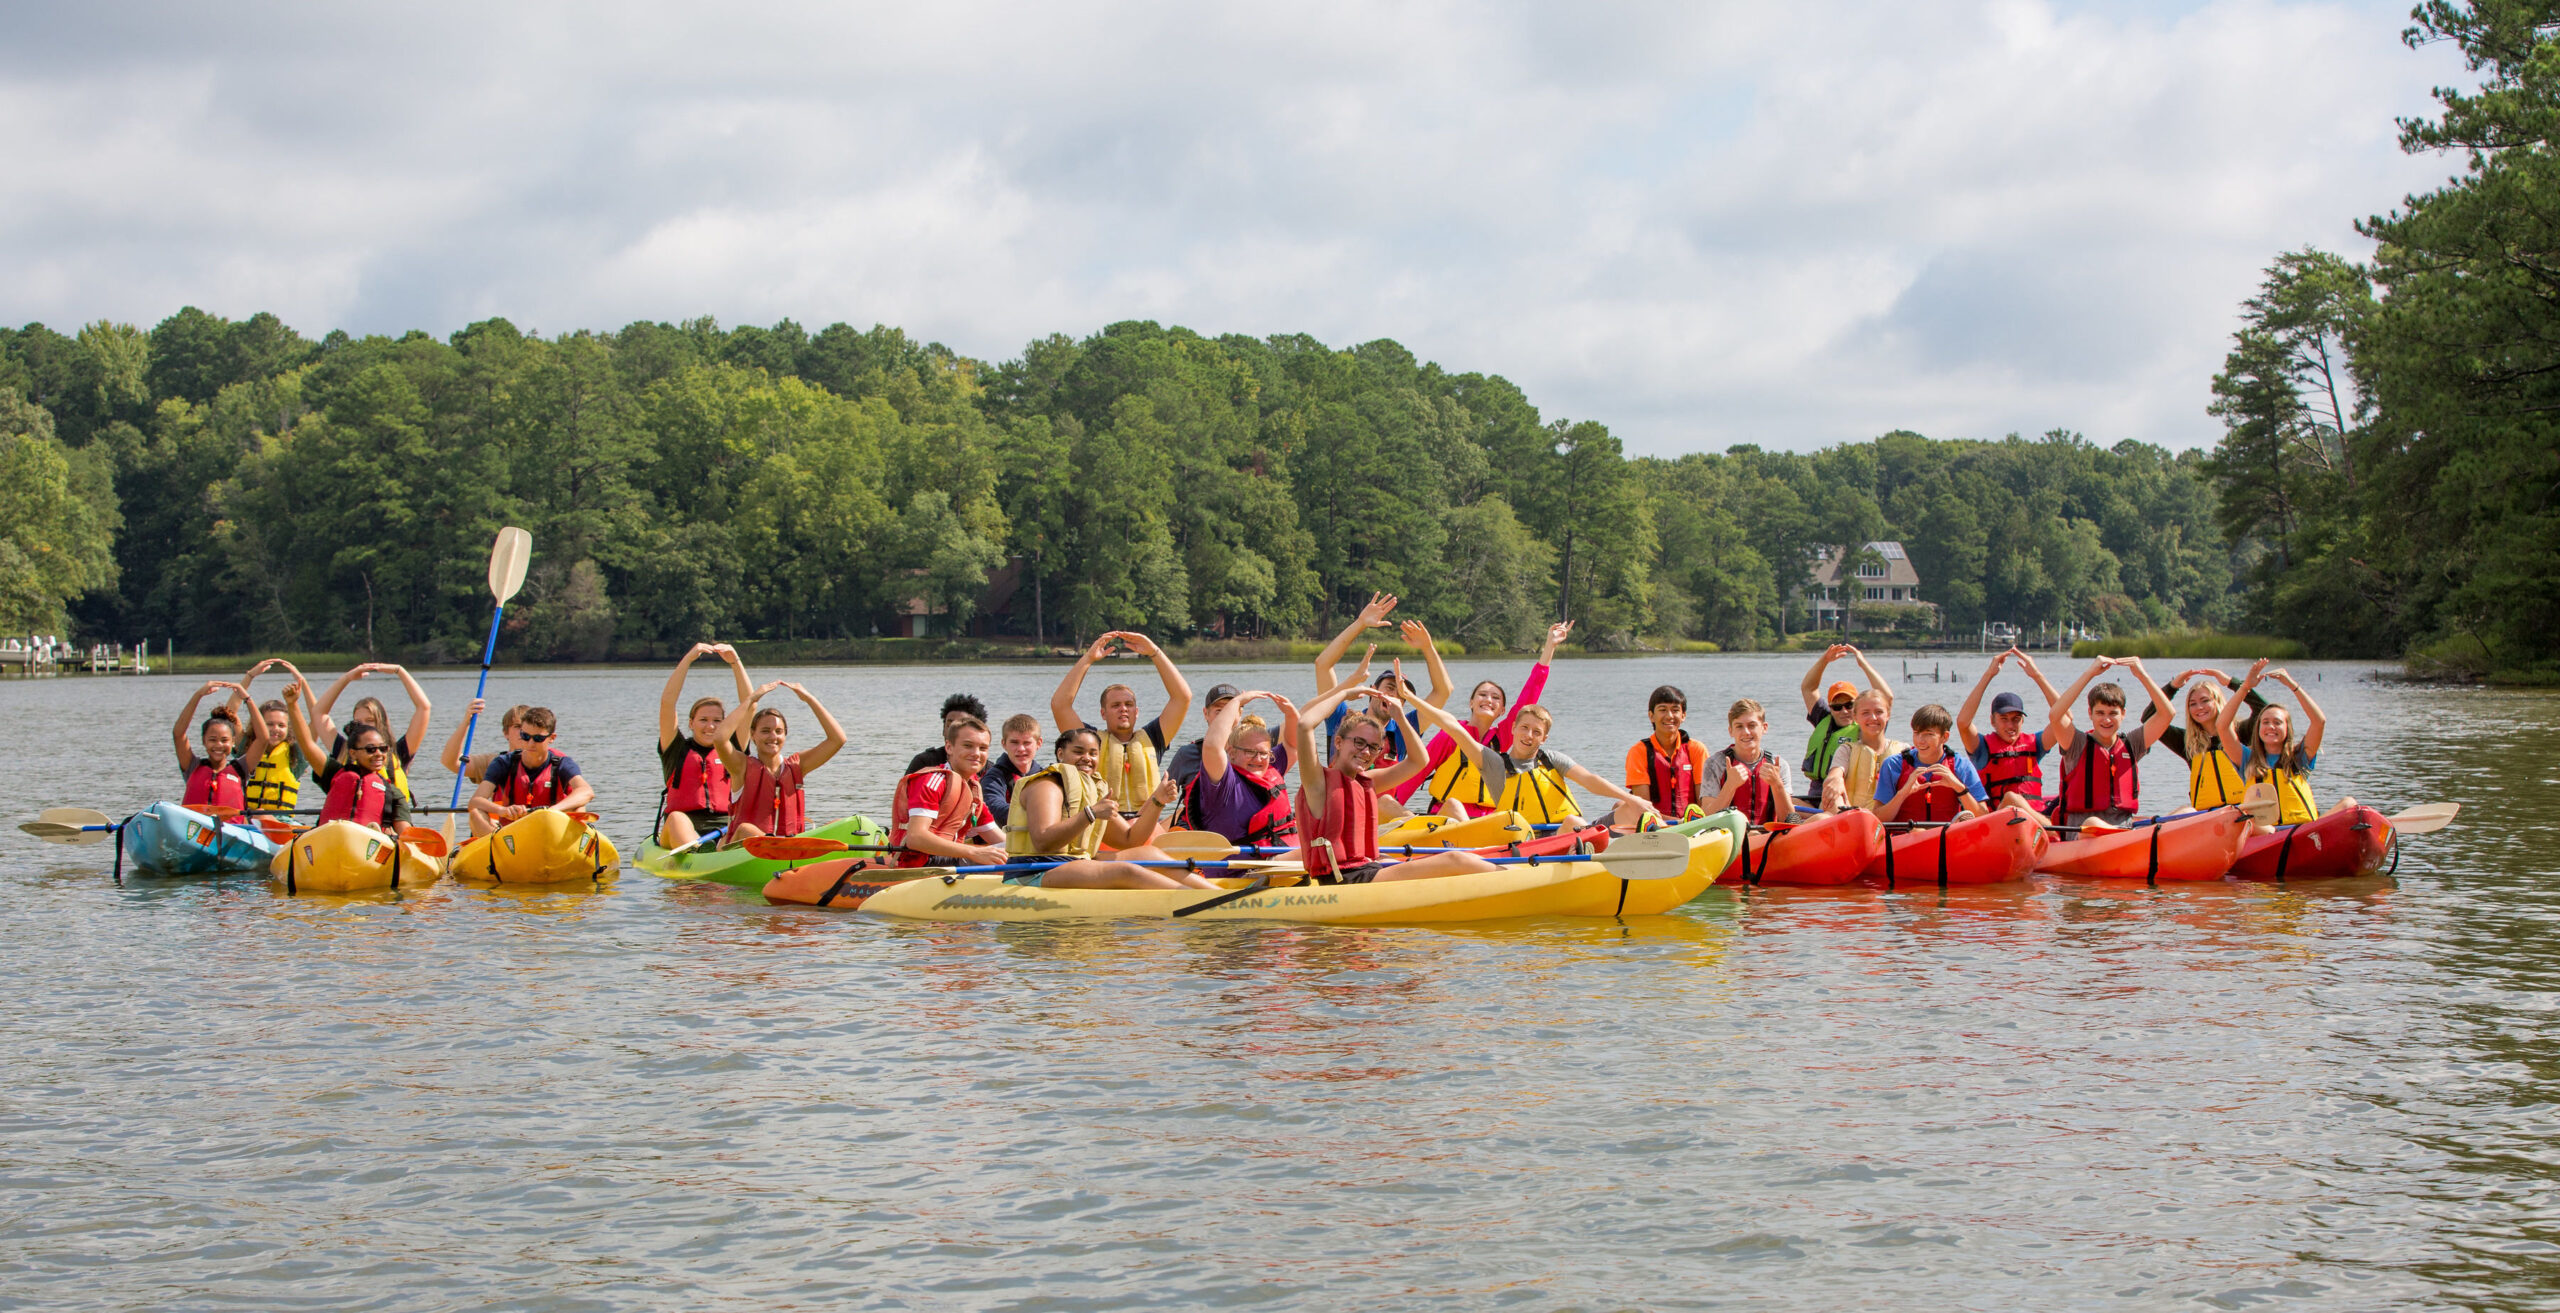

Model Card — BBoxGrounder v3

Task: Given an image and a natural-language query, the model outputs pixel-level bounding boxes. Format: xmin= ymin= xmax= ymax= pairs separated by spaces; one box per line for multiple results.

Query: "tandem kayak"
xmin=2228 ymin=805 xmax=2393 ymax=882
xmin=268 ymin=820 xmax=441 ymax=894
xmin=450 ymin=809 xmax=621 ymax=884
xmin=2034 ymin=807 xmax=2250 ymax=881
xmin=118 ymin=801 xmax=280 ymax=877
xmin=638 ymin=815 xmax=887 ymax=888
xmin=1723 ymin=808 xmax=1885 ymax=886
xmin=1861 ymin=809 xmax=2049 ymax=887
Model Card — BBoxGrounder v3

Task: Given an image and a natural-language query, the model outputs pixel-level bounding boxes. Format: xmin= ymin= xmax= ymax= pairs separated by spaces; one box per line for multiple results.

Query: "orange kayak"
xmin=2229 ymin=805 xmax=2392 ymax=882
xmin=1862 ymin=810 xmax=2050 ymax=887
xmin=2035 ymin=808 xmax=2249 ymax=881
xmin=1723 ymin=808 xmax=1884 ymax=886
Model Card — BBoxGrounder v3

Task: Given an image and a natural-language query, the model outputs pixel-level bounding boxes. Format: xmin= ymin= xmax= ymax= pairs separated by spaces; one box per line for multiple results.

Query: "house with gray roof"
xmin=1805 ymin=540 xmax=1933 ymax=629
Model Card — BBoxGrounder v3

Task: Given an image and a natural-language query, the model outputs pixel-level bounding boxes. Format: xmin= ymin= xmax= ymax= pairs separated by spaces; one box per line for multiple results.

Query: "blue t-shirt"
xmin=1874 ymin=747 xmax=1990 ymax=804
xmin=1324 ymin=705 xmax=1423 ymax=766
xmin=2238 ymin=746 xmax=2315 ymax=775
xmin=485 ymin=750 xmax=583 ymax=801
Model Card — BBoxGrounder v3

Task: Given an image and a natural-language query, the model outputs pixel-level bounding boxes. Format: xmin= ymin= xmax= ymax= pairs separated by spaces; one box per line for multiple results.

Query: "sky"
xmin=0 ymin=1 xmax=2473 ymax=455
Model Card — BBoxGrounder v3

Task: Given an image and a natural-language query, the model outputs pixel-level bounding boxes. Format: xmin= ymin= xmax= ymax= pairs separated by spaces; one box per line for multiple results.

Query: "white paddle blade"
xmin=20 ymin=821 xmax=109 ymax=845
xmin=41 ymin=807 xmax=114 ymax=828
xmin=2387 ymin=802 xmax=2459 ymax=835
xmin=1597 ymin=829 xmax=1697 ymax=881
xmin=1153 ymin=829 xmax=1242 ymax=859
xmin=488 ymin=527 xmax=533 ymax=604
xmin=2239 ymin=784 xmax=2281 ymax=827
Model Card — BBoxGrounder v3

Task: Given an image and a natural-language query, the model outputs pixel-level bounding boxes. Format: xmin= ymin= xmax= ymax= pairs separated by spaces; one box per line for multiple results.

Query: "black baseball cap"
xmin=1203 ymin=683 xmax=1243 ymax=705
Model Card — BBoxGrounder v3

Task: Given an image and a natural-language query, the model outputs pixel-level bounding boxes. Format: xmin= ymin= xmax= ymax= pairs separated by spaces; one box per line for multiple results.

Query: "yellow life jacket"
xmin=2246 ymin=751 xmax=2319 ymax=824
xmin=1833 ymin=737 xmax=1905 ymax=810
xmin=1097 ymin=729 xmax=1160 ymax=813
xmin=1488 ymin=750 xmax=1583 ymax=824
xmin=1005 ymin=764 xmax=1110 ymax=858
xmin=245 ymin=741 xmax=300 ymax=812
xmin=1427 ymin=728 xmax=1495 ymax=808
xmin=2187 ymin=744 xmax=2248 ymax=809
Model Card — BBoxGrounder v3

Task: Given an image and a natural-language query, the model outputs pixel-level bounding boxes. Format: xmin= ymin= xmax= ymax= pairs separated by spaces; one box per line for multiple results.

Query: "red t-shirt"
xmin=893 ymin=767 xmax=995 ymax=867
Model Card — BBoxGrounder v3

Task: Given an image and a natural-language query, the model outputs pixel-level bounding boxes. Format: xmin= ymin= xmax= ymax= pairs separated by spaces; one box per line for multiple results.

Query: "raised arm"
xmin=384 ymin=664 xmax=433 ymax=756
xmin=658 ymin=643 xmax=712 ymax=749
xmin=1315 ymin=593 xmax=1396 ymax=696
xmin=2122 ymin=657 xmax=2177 ymax=747
xmin=1800 ymin=643 xmax=1847 ymax=714
xmin=1049 ymin=634 xmax=1111 ymax=733
xmin=1954 ymin=650 xmax=2007 ymax=755
xmin=1847 ymin=646 xmax=1893 ymax=715
xmin=1399 ymin=620 xmax=1452 ymax=709
xmin=280 ymin=684 xmax=330 ymax=777
xmin=2013 ymin=649 xmax=2062 ymax=707
xmin=708 ymin=683 xmax=772 ymax=779
xmin=1118 ymin=632 xmax=1190 ymax=736
xmin=2213 ymin=664 xmax=2253 ymax=752
xmin=311 ymin=665 xmax=368 ymax=742
xmin=172 ymin=681 xmax=222 ymax=772
xmin=1200 ymin=689 xmax=1254 ymax=783
xmin=440 ymin=698 xmax=486 ymax=774
xmin=784 ymin=683 xmax=849 ymax=773
xmin=2048 ymin=657 xmax=2108 ymax=742
xmin=2268 ymin=668 xmax=2324 ymax=759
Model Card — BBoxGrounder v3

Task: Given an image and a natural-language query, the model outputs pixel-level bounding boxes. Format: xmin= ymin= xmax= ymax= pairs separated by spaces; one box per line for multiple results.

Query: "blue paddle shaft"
xmin=447 ymin=602 xmax=506 ymax=808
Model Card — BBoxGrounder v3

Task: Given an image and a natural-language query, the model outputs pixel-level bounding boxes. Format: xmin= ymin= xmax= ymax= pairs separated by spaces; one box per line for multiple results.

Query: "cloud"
xmin=0 ymin=0 xmax=2469 ymax=453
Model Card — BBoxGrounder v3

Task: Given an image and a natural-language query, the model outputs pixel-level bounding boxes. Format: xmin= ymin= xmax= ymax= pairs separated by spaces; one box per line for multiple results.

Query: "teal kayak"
xmin=120 ymin=801 xmax=281 ymax=877
xmin=638 ymin=814 xmax=887 ymax=888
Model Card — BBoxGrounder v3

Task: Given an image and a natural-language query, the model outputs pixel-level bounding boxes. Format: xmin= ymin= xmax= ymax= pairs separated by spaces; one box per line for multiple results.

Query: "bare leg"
xmin=1371 ymin=850 xmax=1501 ymax=883
xmin=1038 ymin=859 xmax=1217 ymax=890
xmin=721 ymin=822 xmax=768 ymax=849
xmin=659 ymin=811 xmax=701 ymax=849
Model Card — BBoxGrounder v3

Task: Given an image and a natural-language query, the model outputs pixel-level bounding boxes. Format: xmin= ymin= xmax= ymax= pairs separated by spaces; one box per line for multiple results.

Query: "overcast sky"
xmin=0 ymin=1 xmax=2470 ymax=455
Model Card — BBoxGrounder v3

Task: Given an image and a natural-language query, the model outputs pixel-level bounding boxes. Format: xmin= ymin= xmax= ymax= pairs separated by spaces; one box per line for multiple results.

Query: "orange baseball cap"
xmin=1825 ymin=680 xmax=1858 ymax=703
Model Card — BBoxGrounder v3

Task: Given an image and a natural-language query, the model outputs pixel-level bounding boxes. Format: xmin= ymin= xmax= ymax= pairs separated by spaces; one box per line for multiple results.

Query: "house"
xmin=1805 ymin=541 xmax=1934 ymax=629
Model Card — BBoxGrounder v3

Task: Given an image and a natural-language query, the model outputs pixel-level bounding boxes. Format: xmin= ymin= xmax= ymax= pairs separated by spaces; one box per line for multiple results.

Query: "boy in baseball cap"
xmin=1955 ymin=647 xmax=2062 ymax=814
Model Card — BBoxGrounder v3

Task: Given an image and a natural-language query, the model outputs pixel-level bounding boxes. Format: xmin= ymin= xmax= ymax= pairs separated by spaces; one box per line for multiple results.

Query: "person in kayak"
xmin=227 ymin=659 xmax=320 ymax=815
xmin=1001 ymin=726 xmax=1210 ymax=889
xmin=1291 ymin=676 xmax=1501 ymax=885
xmin=2147 ymin=668 xmax=2264 ymax=810
xmin=712 ymin=682 xmax=845 ymax=846
xmin=1479 ymin=703 xmax=1662 ymax=830
xmin=469 ymin=706 xmax=598 ymax=832
xmin=1167 ymin=685 xmax=1293 ymax=797
xmin=2047 ymin=656 xmax=2179 ymax=830
xmin=1872 ymin=704 xmax=1992 ymax=823
xmin=1626 ymin=684 xmax=1711 ymax=821
xmin=2214 ymin=660 xmax=2349 ymax=829
xmin=311 ymin=663 xmax=433 ymax=806
xmin=1823 ymin=688 xmax=1904 ymax=814
xmin=1955 ymin=648 xmax=2061 ymax=814
xmin=173 ymin=679 xmax=268 ymax=814
xmin=1419 ymin=619 xmax=1573 ymax=817
xmin=1797 ymin=644 xmax=1892 ymax=811
xmin=439 ymin=699 xmax=533 ymax=787
xmin=1183 ymin=690 xmax=1302 ymax=848
xmin=1707 ymin=699 xmax=1800 ymax=826
xmin=1311 ymin=593 xmax=1437 ymax=777
xmin=890 ymin=715 xmax=1008 ymax=867
xmin=315 ymin=722 xmax=412 ymax=837
xmin=984 ymin=713 xmax=1044 ymax=829
xmin=654 ymin=642 xmax=754 ymax=849
xmin=1050 ymin=631 xmax=1191 ymax=815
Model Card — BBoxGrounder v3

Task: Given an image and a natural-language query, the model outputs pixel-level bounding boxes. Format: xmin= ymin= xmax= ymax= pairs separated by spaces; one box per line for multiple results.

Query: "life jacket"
xmin=1181 ymin=762 xmax=1298 ymax=846
xmin=1097 ymin=728 xmax=1160 ymax=812
xmin=320 ymin=767 xmax=391 ymax=827
xmin=890 ymin=767 xmax=985 ymax=868
xmin=2058 ymin=731 xmax=2140 ymax=818
xmin=735 ymin=753 xmax=808 ymax=837
xmin=491 ymin=750 xmax=566 ymax=809
xmin=1636 ymin=733 xmax=1704 ymax=815
xmin=1426 ymin=720 xmax=1505 ymax=810
xmin=1006 ymin=764 xmax=1110 ymax=857
xmin=244 ymin=741 xmax=299 ymax=812
xmin=2245 ymin=748 xmax=2319 ymax=824
xmin=1802 ymin=716 xmax=1860 ymax=790
xmin=184 ymin=759 xmax=247 ymax=812
xmin=665 ymin=738 xmax=732 ymax=814
xmin=330 ymin=730 xmax=413 ymax=804
xmin=1834 ymin=738 xmax=1905 ymax=811
xmin=1722 ymin=748 xmax=1788 ymax=825
xmin=1297 ymin=765 xmax=1378 ymax=879
xmin=1979 ymin=729 xmax=2045 ymax=805
xmin=2186 ymin=743 xmax=2247 ymax=809
xmin=1891 ymin=748 xmax=1964 ymax=823
xmin=1487 ymin=749 xmax=1584 ymax=824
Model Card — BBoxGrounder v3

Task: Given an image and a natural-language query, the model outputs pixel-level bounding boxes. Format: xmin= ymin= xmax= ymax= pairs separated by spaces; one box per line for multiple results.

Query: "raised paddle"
xmin=446 ymin=526 xmax=534 ymax=839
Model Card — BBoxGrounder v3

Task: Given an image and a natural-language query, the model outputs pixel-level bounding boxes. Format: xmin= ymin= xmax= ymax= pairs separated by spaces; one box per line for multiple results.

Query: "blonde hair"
xmin=1727 ymin=698 xmax=1765 ymax=726
xmin=1513 ymin=703 xmax=1554 ymax=732
xmin=1227 ymin=713 xmax=1272 ymax=750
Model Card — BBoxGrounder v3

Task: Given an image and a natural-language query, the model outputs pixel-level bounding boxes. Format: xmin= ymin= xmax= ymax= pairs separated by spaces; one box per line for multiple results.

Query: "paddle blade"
xmin=1152 ymin=829 xmax=1241 ymax=860
xmin=41 ymin=807 xmax=114 ymax=829
xmin=1594 ymin=829 xmax=1697 ymax=880
xmin=402 ymin=825 xmax=449 ymax=857
xmin=2239 ymin=784 xmax=2281 ymax=827
xmin=257 ymin=817 xmax=300 ymax=844
xmin=742 ymin=835 xmax=848 ymax=861
xmin=2387 ymin=802 xmax=2459 ymax=835
xmin=561 ymin=810 xmax=600 ymax=824
xmin=488 ymin=526 xmax=533 ymax=604
xmin=20 ymin=821 xmax=109 ymax=845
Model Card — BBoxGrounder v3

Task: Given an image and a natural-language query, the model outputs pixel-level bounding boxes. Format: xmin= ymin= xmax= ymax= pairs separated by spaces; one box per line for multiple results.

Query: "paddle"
xmin=1170 ymin=827 xmax=1696 ymax=918
xmin=445 ymin=527 xmax=534 ymax=837
xmin=740 ymin=835 xmax=847 ymax=862
xmin=401 ymin=825 xmax=449 ymax=858
xmin=2384 ymin=802 xmax=2458 ymax=835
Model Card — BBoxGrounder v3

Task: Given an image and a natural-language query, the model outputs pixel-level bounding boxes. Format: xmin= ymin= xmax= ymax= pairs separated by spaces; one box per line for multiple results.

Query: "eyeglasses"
xmin=520 ymin=733 xmax=552 ymax=743
xmin=1344 ymin=736 xmax=1385 ymax=755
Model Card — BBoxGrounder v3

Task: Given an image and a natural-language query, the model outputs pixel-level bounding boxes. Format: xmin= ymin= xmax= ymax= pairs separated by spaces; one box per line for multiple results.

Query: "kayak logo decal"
xmin=935 ymin=893 xmax=1069 ymax=911
xmin=1234 ymin=892 xmax=1339 ymax=909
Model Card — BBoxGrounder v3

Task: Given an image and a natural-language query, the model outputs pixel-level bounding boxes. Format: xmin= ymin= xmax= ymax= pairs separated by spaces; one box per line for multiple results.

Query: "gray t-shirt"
xmin=1702 ymin=749 xmax=1799 ymax=799
xmin=1477 ymin=742 xmax=1583 ymax=784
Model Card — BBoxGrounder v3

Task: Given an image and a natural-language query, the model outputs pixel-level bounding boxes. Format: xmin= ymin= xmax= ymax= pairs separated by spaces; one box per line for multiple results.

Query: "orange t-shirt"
xmin=1624 ymin=734 xmax=1712 ymax=816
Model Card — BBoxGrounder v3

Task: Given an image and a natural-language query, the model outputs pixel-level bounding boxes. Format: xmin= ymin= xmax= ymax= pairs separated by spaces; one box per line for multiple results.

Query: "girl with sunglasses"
xmin=308 ymin=662 xmax=433 ymax=807
xmin=281 ymin=684 xmax=409 ymax=835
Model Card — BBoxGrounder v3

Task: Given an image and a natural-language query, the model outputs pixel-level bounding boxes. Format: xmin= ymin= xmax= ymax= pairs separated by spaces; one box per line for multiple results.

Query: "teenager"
xmin=441 ymin=699 xmax=533 ymax=786
xmin=2214 ymin=660 xmax=2350 ymax=828
xmin=1478 ymin=703 xmax=1662 ymax=830
xmin=311 ymin=662 xmax=432 ymax=805
xmin=902 ymin=693 xmax=991 ymax=775
xmin=2148 ymin=668 xmax=2261 ymax=810
xmin=1418 ymin=620 xmax=1573 ymax=817
xmin=1291 ymin=680 xmax=1502 ymax=885
xmin=1798 ymin=644 xmax=1892 ymax=811
xmin=1872 ymin=704 xmax=1992 ymax=823
xmin=1823 ymin=689 xmax=1904 ymax=813
xmin=2046 ymin=656 xmax=2180 ymax=830
xmin=1706 ymin=699 xmax=1800 ymax=826
xmin=173 ymin=680 xmax=267 ymax=813
xmin=315 ymin=722 xmax=412 ymax=837
xmin=1183 ymin=690 xmax=1302 ymax=847
xmin=890 ymin=716 xmax=1009 ymax=867
xmin=462 ymin=706 xmax=596 ymax=832
xmin=229 ymin=659 xmax=319 ymax=815
xmin=654 ymin=643 xmax=754 ymax=849
xmin=984 ymin=713 xmax=1044 ymax=828
xmin=1001 ymin=726 xmax=1211 ymax=889
xmin=1625 ymin=685 xmax=1713 ymax=822
xmin=1955 ymin=647 xmax=2061 ymax=814
xmin=711 ymin=682 xmax=845 ymax=846
xmin=1051 ymin=631 xmax=1192 ymax=814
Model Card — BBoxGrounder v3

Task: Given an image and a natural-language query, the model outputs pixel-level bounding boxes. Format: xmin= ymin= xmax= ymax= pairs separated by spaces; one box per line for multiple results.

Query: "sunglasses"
xmin=520 ymin=733 xmax=552 ymax=743
xmin=354 ymin=743 xmax=390 ymax=754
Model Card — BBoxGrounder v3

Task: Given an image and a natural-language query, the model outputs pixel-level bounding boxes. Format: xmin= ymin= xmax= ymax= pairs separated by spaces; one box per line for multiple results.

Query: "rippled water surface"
xmin=3 ymin=653 xmax=2555 ymax=1311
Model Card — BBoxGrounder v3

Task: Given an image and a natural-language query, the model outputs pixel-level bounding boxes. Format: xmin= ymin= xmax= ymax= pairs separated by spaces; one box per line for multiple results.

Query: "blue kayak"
xmin=119 ymin=801 xmax=281 ymax=876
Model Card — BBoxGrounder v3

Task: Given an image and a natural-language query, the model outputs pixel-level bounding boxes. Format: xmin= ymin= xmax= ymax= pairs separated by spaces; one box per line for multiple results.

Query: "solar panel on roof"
xmin=1873 ymin=541 xmax=1906 ymax=559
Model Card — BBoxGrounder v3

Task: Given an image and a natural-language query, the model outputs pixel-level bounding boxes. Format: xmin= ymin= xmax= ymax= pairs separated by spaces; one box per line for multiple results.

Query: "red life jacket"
xmin=1183 ymin=762 xmax=1298 ymax=846
xmin=184 ymin=760 xmax=246 ymax=812
xmin=1892 ymin=749 xmax=1964 ymax=823
xmin=2058 ymin=731 xmax=2140 ymax=816
xmin=493 ymin=751 xmax=565 ymax=808
xmin=1723 ymin=748 xmax=1787 ymax=824
xmin=665 ymin=739 xmax=731 ymax=814
xmin=1638 ymin=733 xmax=1703 ymax=815
xmin=890 ymin=767 xmax=983 ymax=868
xmin=321 ymin=768 xmax=390 ymax=827
xmin=735 ymin=753 xmax=808 ymax=837
xmin=1296 ymin=765 xmax=1377 ymax=878
xmin=1979 ymin=729 xmax=2045 ymax=804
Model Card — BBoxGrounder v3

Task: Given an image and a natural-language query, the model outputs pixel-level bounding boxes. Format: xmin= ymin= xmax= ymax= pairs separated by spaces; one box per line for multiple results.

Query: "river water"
xmin=1 ymin=653 xmax=2553 ymax=1311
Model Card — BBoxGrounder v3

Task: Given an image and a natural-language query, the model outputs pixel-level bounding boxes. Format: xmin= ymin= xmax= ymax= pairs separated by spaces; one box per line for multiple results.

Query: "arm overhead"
xmin=659 ymin=643 xmax=712 ymax=750
xmin=1847 ymin=646 xmax=1893 ymax=715
xmin=2048 ymin=657 xmax=2108 ymax=745
xmin=1049 ymin=634 xmax=1111 ymax=733
xmin=2122 ymin=657 xmax=2177 ymax=747
xmin=1800 ymin=643 xmax=1848 ymax=714
xmin=1118 ymin=631 xmax=1191 ymax=738
xmin=2270 ymin=667 xmax=2325 ymax=760
xmin=784 ymin=683 xmax=849 ymax=774
xmin=386 ymin=664 xmax=433 ymax=757
xmin=1402 ymin=620 xmax=1452 ymax=710
xmin=1954 ymin=650 xmax=2006 ymax=756
xmin=1315 ymin=592 xmax=1396 ymax=697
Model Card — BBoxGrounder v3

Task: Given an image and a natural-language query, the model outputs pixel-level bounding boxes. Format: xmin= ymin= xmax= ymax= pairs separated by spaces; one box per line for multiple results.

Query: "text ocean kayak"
xmin=2228 ymin=805 xmax=2392 ymax=882
xmin=268 ymin=820 xmax=442 ymax=894
xmin=2034 ymin=808 xmax=2250 ymax=881
xmin=119 ymin=801 xmax=280 ymax=876
xmin=450 ymin=809 xmax=621 ymax=883
xmin=1862 ymin=809 xmax=2050 ymax=887
xmin=638 ymin=815 xmax=887 ymax=888
xmin=1723 ymin=808 xmax=1884 ymax=886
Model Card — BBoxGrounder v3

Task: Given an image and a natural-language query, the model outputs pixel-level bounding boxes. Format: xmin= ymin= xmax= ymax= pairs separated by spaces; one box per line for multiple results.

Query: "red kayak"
xmin=1862 ymin=810 xmax=2050 ymax=887
xmin=2035 ymin=807 xmax=2250 ymax=881
xmin=2229 ymin=805 xmax=2392 ymax=882
xmin=1722 ymin=808 xmax=1884 ymax=886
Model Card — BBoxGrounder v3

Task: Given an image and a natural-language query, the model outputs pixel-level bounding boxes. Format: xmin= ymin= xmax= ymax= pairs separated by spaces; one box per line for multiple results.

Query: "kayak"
xmin=449 ymin=809 xmax=621 ymax=884
xmin=118 ymin=801 xmax=280 ymax=876
xmin=268 ymin=820 xmax=442 ymax=894
xmin=1546 ymin=809 xmax=1744 ymax=916
xmin=1724 ymin=808 xmax=1884 ymax=886
xmin=1861 ymin=809 xmax=2049 ymax=887
xmin=2229 ymin=805 xmax=2393 ymax=882
xmin=2034 ymin=807 xmax=2250 ymax=881
xmin=638 ymin=815 xmax=888 ymax=888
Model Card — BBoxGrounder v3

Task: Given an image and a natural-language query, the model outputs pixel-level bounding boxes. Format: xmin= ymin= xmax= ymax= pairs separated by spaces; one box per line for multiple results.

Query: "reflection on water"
xmin=0 ymin=657 xmax=2555 ymax=1309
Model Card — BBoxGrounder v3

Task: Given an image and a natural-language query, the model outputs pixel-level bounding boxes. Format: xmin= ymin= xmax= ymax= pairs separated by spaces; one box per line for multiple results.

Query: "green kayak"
xmin=638 ymin=814 xmax=888 ymax=888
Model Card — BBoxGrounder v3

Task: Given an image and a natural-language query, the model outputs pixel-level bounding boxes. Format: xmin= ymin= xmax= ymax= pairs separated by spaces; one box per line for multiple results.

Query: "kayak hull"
xmin=838 ymin=854 xmax=1638 ymax=923
xmin=119 ymin=801 xmax=279 ymax=877
xmin=1726 ymin=808 xmax=1884 ymax=886
xmin=2034 ymin=808 xmax=2250 ymax=881
xmin=2229 ymin=805 xmax=2392 ymax=882
xmin=268 ymin=820 xmax=441 ymax=894
xmin=638 ymin=815 xmax=885 ymax=888
xmin=450 ymin=809 xmax=621 ymax=883
xmin=1862 ymin=810 xmax=2049 ymax=887
xmin=1555 ymin=812 xmax=1740 ymax=915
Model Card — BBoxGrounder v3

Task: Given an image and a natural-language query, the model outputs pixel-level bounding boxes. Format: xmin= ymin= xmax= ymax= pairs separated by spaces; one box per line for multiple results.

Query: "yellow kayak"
xmin=268 ymin=820 xmax=442 ymax=894
xmin=450 ymin=809 xmax=620 ymax=884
